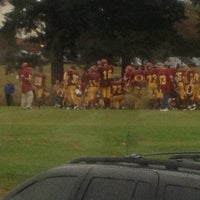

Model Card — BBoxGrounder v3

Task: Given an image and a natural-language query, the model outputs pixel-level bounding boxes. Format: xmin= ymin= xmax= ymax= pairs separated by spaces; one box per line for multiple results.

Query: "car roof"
xmin=69 ymin=151 xmax=200 ymax=174
xmin=4 ymin=152 xmax=200 ymax=200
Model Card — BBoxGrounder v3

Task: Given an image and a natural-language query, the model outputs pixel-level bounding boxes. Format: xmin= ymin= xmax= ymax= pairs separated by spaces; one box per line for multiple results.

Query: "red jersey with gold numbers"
xmin=67 ymin=69 xmax=79 ymax=86
xmin=86 ymin=71 xmax=100 ymax=87
xmin=131 ymin=69 xmax=146 ymax=87
xmin=33 ymin=73 xmax=46 ymax=89
xmin=111 ymin=79 xmax=125 ymax=96
xmin=98 ymin=64 xmax=114 ymax=87
xmin=158 ymin=67 xmax=172 ymax=93
xmin=175 ymin=68 xmax=185 ymax=83
xmin=185 ymin=68 xmax=195 ymax=84
xmin=145 ymin=67 xmax=159 ymax=85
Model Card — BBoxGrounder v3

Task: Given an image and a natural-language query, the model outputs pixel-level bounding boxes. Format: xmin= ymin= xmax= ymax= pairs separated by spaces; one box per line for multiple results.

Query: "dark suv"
xmin=3 ymin=152 xmax=200 ymax=200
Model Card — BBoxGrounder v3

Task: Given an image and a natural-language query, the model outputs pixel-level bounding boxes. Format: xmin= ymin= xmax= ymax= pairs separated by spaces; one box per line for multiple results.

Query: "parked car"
xmin=3 ymin=152 xmax=200 ymax=200
xmin=191 ymin=57 xmax=200 ymax=67
xmin=164 ymin=56 xmax=186 ymax=67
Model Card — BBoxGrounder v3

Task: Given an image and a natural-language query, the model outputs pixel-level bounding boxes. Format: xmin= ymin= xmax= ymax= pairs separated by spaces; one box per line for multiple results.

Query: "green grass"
xmin=1 ymin=106 xmax=200 ymax=199
xmin=1 ymin=65 xmax=200 ymax=199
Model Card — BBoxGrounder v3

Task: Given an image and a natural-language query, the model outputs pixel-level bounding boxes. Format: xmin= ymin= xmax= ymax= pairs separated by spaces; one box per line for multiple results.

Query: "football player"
xmin=174 ymin=65 xmax=187 ymax=109
xmin=97 ymin=59 xmax=114 ymax=109
xmin=184 ymin=63 xmax=196 ymax=110
xmin=110 ymin=77 xmax=126 ymax=109
xmin=33 ymin=67 xmax=47 ymax=107
xmin=157 ymin=64 xmax=172 ymax=111
xmin=85 ymin=65 xmax=100 ymax=108
xmin=131 ymin=65 xmax=146 ymax=109
xmin=66 ymin=66 xmax=80 ymax=109
xmin=145 ymin=62 xmax=159 ymax=108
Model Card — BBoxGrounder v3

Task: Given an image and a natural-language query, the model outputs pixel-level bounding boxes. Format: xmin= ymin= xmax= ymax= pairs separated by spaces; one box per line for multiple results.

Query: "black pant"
xmin=5 ymin=94 xmax=13 ymax=106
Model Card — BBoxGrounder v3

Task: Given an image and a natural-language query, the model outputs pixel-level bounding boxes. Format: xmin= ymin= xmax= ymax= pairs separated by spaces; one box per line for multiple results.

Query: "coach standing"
xmin=18 ymin=62 xmax=34 ymax=109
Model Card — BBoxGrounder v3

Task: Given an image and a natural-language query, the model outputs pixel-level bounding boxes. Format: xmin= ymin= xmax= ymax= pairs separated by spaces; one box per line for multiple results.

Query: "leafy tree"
xmin=6 ymin=0 xmax=77 ymax=84
xmin=173 ymin=0 xmax=200 ymax=58
xmin=76 ymin=0 xmax=186 ymax=74
xmin=4 ymin=0 xmax=186 ymax=82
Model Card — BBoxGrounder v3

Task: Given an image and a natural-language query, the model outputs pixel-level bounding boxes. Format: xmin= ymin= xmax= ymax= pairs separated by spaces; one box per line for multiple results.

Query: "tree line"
xmin=1 ymin=0 xmax=200 ymax=85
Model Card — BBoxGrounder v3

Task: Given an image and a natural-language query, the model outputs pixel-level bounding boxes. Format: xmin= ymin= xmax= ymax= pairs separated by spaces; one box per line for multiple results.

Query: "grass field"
xmin=0 ymin=64 xmax=200 ymax=199
xmin=1 ymin=106 xmax=200 ymax=199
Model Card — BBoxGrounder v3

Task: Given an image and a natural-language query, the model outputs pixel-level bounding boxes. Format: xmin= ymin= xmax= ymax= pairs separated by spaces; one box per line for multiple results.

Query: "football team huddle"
xmin=50 ymin=59 xmax=200 ymax=111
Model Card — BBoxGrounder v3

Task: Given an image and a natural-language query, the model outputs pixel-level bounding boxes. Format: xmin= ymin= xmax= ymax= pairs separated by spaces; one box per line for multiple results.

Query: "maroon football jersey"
xmin=158 ymin=67 xmax=172 ymax=93
xmin=86 ymin=71 xmax=100 ymax=87
xmin=33 ymin=73 xmax=46 ymax=88
xmin=67 ymin=69 xmax=79 ymax=86
xmin=98 ymin=64 xmax=114 ymax=87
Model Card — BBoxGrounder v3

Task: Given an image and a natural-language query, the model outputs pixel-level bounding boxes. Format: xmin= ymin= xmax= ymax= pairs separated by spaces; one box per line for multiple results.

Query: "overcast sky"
xmin=0 ymin=1 xmax=14 ymax=28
